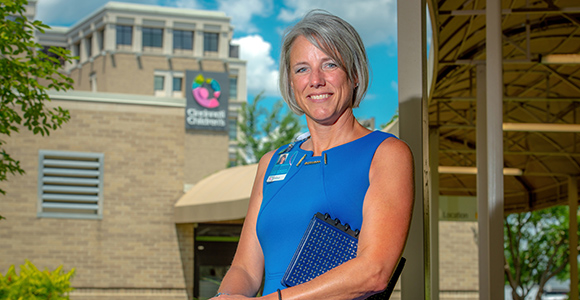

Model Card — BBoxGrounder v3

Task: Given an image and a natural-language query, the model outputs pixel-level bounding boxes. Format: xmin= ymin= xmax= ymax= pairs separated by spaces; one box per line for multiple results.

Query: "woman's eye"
xmin=295 ymin=67 xmax=307 ymax=73
xmin=324 ymin=62 xmax=338 ymax=69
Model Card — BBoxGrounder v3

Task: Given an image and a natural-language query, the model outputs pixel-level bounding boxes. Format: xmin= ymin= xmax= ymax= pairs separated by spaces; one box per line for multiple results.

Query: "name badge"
xmin=266 ymin=151 xmax=297 ymax=183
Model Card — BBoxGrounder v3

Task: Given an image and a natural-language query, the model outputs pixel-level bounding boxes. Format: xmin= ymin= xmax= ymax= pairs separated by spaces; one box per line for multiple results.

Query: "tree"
xmin=504 ymin=205 xmax=579 ymax=300
xmin=235 ymin=92 xmax=302 ymax=165
xmin=379 ymin=110 xmax=398 ymax=130
xmin=0 ymin=1 xmax=74 ymax=209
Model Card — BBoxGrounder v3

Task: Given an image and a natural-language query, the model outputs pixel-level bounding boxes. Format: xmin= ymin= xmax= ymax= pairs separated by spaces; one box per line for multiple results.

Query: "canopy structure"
xmin=397 ymin=1 xmax=580 ymax=299
xmin=427 ymin=0 xmax=580 ymax=214
xmin=174 ymin=164 xmax=258 ymax=223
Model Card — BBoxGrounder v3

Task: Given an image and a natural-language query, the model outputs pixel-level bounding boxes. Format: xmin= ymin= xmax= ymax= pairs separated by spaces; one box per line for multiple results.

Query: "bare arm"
xmin=215 ymin=151 xmax=275 ymax=297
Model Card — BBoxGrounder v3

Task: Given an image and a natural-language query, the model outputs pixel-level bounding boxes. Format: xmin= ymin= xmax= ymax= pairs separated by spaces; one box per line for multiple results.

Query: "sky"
xmin=36 ymin=0 xmax=400 ymax=129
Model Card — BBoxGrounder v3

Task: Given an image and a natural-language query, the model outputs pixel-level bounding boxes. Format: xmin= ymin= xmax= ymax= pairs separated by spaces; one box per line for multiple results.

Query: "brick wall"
xmin=439 ymin=221 xmax=479 ymax=299
xmin=0 ymin=99 xmax=228 ymax=299
xmin=68 ymin=53 xmax=225 ymax=96
xmin=176 ymin=224 xmax=195 ymax=300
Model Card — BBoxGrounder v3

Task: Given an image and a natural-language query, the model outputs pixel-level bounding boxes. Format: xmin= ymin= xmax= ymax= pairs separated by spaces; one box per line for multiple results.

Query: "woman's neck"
xmin=303 ymin=110 xmax=371 ymax=156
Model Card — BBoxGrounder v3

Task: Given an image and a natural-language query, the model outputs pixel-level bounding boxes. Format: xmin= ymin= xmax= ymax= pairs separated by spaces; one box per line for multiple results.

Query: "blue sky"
xmin=36 ymin=0 xmax=399 ymax=128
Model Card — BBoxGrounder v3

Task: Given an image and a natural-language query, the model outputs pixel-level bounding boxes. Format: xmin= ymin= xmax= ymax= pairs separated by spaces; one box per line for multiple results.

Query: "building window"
xmin=154 ymin=71 xmax=184 ymax=97
xmin=154 ymin=75 xmax=165 ymax=91
xmin=40 ymin=46 xmax=65 ymax=66
xmin=97 ymin=29 xmax=105 ymax=52
xmin=174 ymin=30 xmax=193 ymax=50
xmin=229 ymin=44 xmax=239 ymax=58
xmin=37 ymin=150 xmax=104 ymax=219
xmin=90 ymin=72 xmax=97 ymax=92
xmin=228 ymin=118 xmax=238 ymax=141
xmin=116 ymin=25 xmax=132 ymax=46
xmin=73 ymin=42 xmax=80 ymax=64
xmin=204 ymin=32 xmax=219 ymax=54
xmin=86 ymin=35 xmax=92 ymax=58
xmin=173 ymin=77 xmax=182 ymax=92
xmin=142 ymin=27 xmax=163 ymax=48
xmin=229 ymin=77 xmax=238 ymax=100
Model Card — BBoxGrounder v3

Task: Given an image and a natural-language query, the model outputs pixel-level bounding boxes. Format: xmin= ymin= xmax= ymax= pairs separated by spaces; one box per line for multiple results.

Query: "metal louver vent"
xmin=38 ymin=150 xmax=104 ymax=219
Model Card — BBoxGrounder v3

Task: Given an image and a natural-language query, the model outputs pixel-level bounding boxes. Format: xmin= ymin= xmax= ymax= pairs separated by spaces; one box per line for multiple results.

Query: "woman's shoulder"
xmin=257 ymin=150 xmax=277 ymax=170
xmin=375 ymin=135 xmax=413 ymax=165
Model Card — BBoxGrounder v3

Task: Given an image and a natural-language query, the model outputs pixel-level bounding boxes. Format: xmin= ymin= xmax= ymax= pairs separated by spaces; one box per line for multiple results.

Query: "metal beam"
xmin=433 ymin=97 xmax=580 ymax=102
xmin=439 ymin=166 xmax=522 ymax=176
xmin=438 ymin=7 xmax=580 ymax=16
xmin=440 ymin=149 xmax=580 ymax=157
xmin=540 ymin=64 xmax=580 ymax=94
xmin=503 ymin=123 xmax=580 ymax=132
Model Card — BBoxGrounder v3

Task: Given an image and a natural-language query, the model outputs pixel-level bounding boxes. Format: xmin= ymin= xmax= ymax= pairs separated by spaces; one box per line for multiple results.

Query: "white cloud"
xmin=232 ymin=35 xmax=279 ymax=97
xmin=36 ymin=0 xmax=272 ymax=35
xmin=217 ymin=0 xmax=273 ymax=33
xmin=390 ymin=80 xmax=398 ymax=92
xmin=170 ymin=0 xmax=201 ymax=9
xmin=278 ymin=0 xmax=397 ymax=46
xmin=36 ymin=0 xmax=161 ymax=26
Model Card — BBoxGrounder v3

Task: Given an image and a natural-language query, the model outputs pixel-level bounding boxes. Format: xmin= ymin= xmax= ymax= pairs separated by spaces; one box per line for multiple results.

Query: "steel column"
xmin=429 ymin=128 xmax=440 ymax=300
xmin=477 ymin=0 xmax=505 ymax=299
xmin=397 ymin=0 xmax=429 ymax=299
xmin=569 ymin=177 xmax=578 ymax=300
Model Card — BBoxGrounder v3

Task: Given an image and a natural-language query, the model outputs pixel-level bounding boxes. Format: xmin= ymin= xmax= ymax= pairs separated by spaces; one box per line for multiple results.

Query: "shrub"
xmin=0 ymin=260 xmax=75 ymax=300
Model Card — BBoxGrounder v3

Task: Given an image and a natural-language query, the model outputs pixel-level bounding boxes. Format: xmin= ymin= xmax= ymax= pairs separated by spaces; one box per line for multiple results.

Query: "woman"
xmin=212 ymin=10 xmax=414 ymax=300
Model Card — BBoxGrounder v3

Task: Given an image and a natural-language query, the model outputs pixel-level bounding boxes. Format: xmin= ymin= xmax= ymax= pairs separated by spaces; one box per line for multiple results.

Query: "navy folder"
xmin=281 ymin=212 xmax=405 ymax=299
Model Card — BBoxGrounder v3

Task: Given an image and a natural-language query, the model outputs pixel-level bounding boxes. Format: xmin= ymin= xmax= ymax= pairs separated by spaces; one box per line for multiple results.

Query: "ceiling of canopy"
xmin=426 ymin=0 xmax=580 ymax=213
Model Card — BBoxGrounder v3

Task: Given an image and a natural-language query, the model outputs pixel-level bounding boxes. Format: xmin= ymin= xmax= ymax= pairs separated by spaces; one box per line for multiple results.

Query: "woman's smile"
xmin=290 ymin=36 xmax=354 ymax=125
xmin=309 ymin=93 xmax=332 ymax=101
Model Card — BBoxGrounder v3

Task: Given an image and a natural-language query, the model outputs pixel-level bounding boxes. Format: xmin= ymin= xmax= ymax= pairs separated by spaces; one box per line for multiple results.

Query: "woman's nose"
xmin=309 ymin=69 xmax=325 ymax=88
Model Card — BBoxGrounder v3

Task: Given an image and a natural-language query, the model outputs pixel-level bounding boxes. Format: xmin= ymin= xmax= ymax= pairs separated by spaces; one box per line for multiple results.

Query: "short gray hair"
xmin=279 ymin=10 xmax=370 ymax=115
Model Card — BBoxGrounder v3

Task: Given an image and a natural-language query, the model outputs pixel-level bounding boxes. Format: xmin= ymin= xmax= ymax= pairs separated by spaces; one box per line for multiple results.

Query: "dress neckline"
xmin=296 ymin=130 xmax=379 ymax=158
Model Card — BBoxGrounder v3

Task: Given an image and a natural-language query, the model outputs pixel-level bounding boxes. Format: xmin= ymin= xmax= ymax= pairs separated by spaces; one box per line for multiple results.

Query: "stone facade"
xmin=0 ymin=98 xmax=227 ymax=299
xmin=439 ymin=221 xmax=479 ymax=300
xmin=1 ymin=2 xmax=246 ymax=299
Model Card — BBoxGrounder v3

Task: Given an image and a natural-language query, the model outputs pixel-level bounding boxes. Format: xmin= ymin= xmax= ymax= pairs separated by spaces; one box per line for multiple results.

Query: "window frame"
xmin=228 ymin=117 xmax=238 ymax=141
xmin=172 ymin=77 xmax=183 ymax=92
xmin=116 ymin=25 xmax=133 ymax=46
xmin=229 ymin=77 xmax=238 ymax=100
xmin=154 ymin=71 xmax=184 ymax=97
xmin=142 ymin=27 xmax=163 ymax=48
xmin=86 ymin=35 xmax=93 ymax=58
xmin=40 ymin=46 xmax=65 ymax=66
xmin=154 ymin=75 xmax=165 ymax=91
xmin=173 ymin=29 xmax=193 ymax=51
xmin=203 ymin=32 xmax=219 ymax=54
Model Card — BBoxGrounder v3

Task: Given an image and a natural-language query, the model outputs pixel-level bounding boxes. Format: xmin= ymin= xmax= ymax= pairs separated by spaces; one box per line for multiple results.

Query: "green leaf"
xmin=0 ymin=0 xmax=74 ymax=196
xmin=504 ymin=205 xmax=578 ymax=299
xmin=234 ymin=92 xmax=302 ymax=165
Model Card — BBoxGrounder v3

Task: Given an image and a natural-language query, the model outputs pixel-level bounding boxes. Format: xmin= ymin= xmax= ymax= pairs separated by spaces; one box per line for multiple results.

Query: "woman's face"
xmin=289 ymin=36 xmax=355 ymax=125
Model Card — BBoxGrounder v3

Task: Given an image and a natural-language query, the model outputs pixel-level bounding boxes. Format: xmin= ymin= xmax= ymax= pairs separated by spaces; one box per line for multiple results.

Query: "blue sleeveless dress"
xmin=256 ymin=131 xmax=397 ymax=295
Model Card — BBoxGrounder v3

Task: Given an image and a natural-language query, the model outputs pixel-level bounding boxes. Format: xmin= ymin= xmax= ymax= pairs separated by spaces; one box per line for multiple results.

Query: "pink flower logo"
xmin=192 ymin=74 xmax=221 ymax=108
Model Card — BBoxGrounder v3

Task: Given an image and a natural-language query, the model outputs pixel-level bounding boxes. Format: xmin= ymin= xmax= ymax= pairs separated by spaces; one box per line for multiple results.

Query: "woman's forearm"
xmin=218 ymin=265 xmax=263 ymax=297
